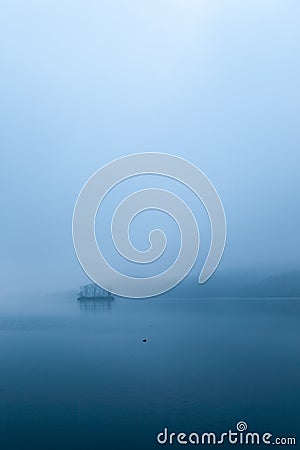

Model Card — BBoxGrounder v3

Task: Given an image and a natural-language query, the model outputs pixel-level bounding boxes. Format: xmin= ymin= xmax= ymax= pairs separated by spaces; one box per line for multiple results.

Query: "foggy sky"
xmin=1 ymin=0 xmax=299 ymax=294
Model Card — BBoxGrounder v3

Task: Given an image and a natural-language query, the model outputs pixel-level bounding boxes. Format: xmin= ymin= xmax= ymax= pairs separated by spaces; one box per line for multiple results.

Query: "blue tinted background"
xmin=1 ymin=0 xmax=300 ymax=294
xmin=0 ymin=3 xmax=299 ymax=450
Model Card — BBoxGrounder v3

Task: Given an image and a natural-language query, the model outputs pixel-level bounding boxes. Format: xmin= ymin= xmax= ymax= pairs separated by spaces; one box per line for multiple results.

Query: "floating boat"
xmin=77 ymin=284 xmax=115 ymax=301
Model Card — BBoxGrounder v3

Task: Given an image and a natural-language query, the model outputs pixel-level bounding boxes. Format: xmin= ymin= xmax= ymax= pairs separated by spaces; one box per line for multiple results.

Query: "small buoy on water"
xmin=142 ymin=338 xmax=147 ymax=343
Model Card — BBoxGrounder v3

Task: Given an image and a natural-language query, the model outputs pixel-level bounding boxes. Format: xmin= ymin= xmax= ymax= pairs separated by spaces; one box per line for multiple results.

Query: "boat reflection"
xmin=78 ymin=298 xmax=114 ymax=312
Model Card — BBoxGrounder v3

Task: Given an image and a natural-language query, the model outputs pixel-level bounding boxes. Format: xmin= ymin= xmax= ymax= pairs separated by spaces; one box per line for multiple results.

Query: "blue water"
xmin=0 ymin=295 xmax=299 ymax=449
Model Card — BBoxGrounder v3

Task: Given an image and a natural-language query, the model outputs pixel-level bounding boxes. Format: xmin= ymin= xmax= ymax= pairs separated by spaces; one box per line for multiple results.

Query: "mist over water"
xmin=0 ymin=1 xmax=299 ymax=449
xmin=1 ymin=1 xmax=300 ymax=295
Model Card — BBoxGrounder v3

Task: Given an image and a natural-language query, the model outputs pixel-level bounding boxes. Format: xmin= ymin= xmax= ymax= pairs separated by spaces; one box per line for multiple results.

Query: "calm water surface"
xmin=0 ymin=295 xmax=299 ymax=449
